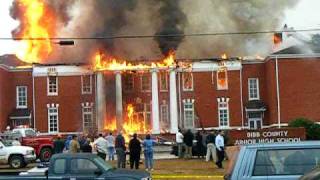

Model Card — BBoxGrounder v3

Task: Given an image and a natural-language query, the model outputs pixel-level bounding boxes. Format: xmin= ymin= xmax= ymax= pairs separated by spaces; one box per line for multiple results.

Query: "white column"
xmin=115 ymin=71 xmax=123 ymax=132
xmin=169 ymin=69 xmax=178 ymax=134
xmin=151 ymin=69 xmax=160 ymax=134
xmin=96 ymin=72 xmax=106 ymax=132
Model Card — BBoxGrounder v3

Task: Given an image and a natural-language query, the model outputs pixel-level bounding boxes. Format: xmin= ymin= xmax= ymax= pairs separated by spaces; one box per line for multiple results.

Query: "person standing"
xmin=215 ymin=130 xmax=225 ymax=168
xmin=53 ymin=135 xmax=65 ymax=154
xmin=115 ymin=132 xmax=126 ymax=168
xmin=69 ymin=135 xmax=80 ymax=153
xmin=81 ymin=138 xmax=92 ymax=153
xmin=105 ymin=132 xmax=115 ymax=161
xmin=129 ymin=133 xmax=141 ymax=169
xmin=94 ymin=134 xmax=108 ymax=161
xmin=195 ymin=131 xmax=204 ymax=158
xmin=176 ymin=129 xmax=184 ymax=158
xmin=143 ymin=134 xmax=156 ymax=171
xmin=206 ymin=131 xmax=217 ymax=162
xmin=64 ymin=135 xmax=72 ymax=152
xmin=183 ymin=129 xmax=194 ymax=159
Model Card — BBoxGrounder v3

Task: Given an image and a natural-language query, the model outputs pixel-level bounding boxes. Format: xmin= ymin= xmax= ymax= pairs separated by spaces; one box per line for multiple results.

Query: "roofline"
xmin=265 ymin=53 xmax=320 ymax=62
xmin=0 ymin=64 xmax=33 ymax=72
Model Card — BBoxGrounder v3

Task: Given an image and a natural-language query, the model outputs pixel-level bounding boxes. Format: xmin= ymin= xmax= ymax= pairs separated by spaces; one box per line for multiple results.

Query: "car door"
xmin=0 ymin=142 xmax=7 ymax=163
xmin=69 ymin=158 xmax=102 ymax=180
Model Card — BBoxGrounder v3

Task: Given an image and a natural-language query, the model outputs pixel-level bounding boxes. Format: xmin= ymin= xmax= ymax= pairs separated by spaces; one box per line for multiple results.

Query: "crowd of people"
xmin=176 ymin=129 xmax=228 ymax=168
xmin=52 ymin=132 xmax=157 ymax=171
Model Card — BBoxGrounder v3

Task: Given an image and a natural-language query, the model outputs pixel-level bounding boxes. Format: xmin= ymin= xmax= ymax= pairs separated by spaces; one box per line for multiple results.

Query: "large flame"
xmin=94 ymin=51 xmax=175 ymax=71
xmin=15 ymin=0 xmax=56 ymax=63
xmin=104 ymin=104 xmax=151 ymax=142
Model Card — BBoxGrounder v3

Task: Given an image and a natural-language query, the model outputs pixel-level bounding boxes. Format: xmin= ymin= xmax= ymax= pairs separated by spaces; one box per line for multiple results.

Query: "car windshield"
xmin=25 ymin=129 xmax=36 ymax=137
xmin=93 ymin=157 xmax=113 ymax=171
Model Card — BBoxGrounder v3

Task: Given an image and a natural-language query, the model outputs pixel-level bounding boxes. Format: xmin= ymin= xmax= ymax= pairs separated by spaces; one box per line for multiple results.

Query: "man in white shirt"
xmin=215 ymin=130 xmax=225 ymax=168
xmin=176 ymin=129 xmax=184 ymax=158
xmin=94 ymin=134 xmax=108 ymax=161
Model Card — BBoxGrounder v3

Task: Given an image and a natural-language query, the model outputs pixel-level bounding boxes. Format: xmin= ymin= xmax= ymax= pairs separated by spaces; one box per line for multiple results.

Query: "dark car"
xmin=4 ymin=153 xmax=151 ymax=180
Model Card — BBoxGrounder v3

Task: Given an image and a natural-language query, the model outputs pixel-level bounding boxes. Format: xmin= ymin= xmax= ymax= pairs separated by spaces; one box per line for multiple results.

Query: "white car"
xmin=0 ymin=140 xmax=36 ymax=168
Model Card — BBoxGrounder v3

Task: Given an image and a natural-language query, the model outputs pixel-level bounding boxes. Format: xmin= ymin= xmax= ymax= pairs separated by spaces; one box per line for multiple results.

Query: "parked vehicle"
xmin=2 ymin=127 xmax=54 ymax=162
xmin=224 ymin=141 xmax=320 ymax=180
xmin=0 ymin=140 xmax=36 ymax=169
xmin=3 ymin=153 xmax=151 ymax=180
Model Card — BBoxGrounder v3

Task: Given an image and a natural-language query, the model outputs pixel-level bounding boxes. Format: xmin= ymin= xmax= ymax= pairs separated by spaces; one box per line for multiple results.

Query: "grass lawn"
xmin=111 ymin=158 xmax=227 ymax=180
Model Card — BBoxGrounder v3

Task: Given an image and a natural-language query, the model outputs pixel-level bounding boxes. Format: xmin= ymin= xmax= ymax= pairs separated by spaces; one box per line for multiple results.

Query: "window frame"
xmin=47 ymin=76 xmax=58 ymax=96
xmin=53 ymin=158 xmax=66 ymax=174
xmin=141 ymin=74 xmax=151 ymax=92
xmin=218 ymin=101 xmax=229 ymax=128
xmin=82 ymin=106 xmax=94 ymax=132
xmin=160 ymin=104 xmax=169 ymax=124
xmin=70 ymin=158 xmax=99 ymax=175
xmin=217 ymin=68 xmax=228 ymax=90
xmin=81 ymin=75 xmax=92 ymax=94
xmin=16 ymin=86 xmax=27 ymax=109
xmin=48 ymin=107 xmax=59 ymax=133
xmin=124 ymin=74 xmax=134 ymax=91
xmin=248 ymin=78 xmax=260 ymax=100
xmin=183 ymin=101 xmax=195 ymax=128
xmin=159 ymin=73 xmax=168 ymax=92
xmin=182 ymin=72 xmax=194 ymax=91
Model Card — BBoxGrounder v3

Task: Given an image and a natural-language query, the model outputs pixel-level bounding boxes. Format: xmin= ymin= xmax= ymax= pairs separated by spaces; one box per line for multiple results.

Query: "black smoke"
xmin=154 ymin=0 xmax=187 ymax=56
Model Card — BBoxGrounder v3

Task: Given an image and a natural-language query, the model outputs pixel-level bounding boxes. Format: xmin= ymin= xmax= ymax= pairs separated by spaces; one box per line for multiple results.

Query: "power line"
xmin=0 ymin=28 xmax=320 ymax=40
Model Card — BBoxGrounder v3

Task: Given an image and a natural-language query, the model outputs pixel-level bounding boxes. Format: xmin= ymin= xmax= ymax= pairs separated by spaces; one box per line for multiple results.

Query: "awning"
xmin=245 ymin=100 xmax=267 ymax=111
xmin=9 ymin=109 xmax=32 ymax=120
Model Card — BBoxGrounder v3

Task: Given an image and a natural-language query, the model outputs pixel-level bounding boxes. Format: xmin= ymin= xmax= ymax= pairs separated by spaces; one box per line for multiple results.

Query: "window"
xmin=48 ymin=107 xmax=58 ymax=133
xmin=183 ymin=72 xmax=193 ymax=91
xmin=53 ymin=159 xmax=66 ymax=174
xmin=217 ymin=68 xmax=228 ymax=90
xmin=47 ymin=76 xmax=58 ymax=96
xmin=248 ymin=78 xmax=259 ymax=100
xmin=83 ymin=106 xmax=93 ymax=132
xmin=124 ymin=74 xmax=134 ymax=91
xmin=218 ymin=101 xmax=229 ymax=127
xmin=159 ymin=73 xmax=168 ymax=91
xmin=183 ymin=101 xmax=194 ymax=128
xmin=70 ymin=159 xmax=99 ymax=174
xmin=16 ymin=86 xmax=27 ymax=108
xmin=253 ymin=149 xmax=320 ymax=176
xmin=160 ymin=104 xmax=169 ymax=128
xmin=145 ymin=103 xmax=151 ymax=130
xmin=141 ymin=74 xmax=151 ymax=92
xmin=82 ymin=75 xmax=92 ymax=94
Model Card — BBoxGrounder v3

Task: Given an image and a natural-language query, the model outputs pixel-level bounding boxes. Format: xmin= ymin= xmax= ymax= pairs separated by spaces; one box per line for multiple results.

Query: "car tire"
xmin=9 ymin=155 xmax=24 ymax=169
xmin=40 ymin=147 xmax=52 ymax=162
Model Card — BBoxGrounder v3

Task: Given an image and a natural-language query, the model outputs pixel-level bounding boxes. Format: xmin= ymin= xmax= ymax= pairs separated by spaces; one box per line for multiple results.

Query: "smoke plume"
xmin=154 ymin=0 xmax=187 ymax=56
xmin=10 ymin=0 xmax=299 ymax=62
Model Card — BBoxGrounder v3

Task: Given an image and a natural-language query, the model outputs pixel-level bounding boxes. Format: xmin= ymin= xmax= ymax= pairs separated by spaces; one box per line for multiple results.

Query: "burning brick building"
xmin=1 ymin=47 xmax=320 ymax=135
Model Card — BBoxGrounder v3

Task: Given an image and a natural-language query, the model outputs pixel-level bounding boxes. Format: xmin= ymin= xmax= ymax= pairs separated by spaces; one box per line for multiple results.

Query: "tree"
xmin=288 ymin=118 xmax=320 ymax=140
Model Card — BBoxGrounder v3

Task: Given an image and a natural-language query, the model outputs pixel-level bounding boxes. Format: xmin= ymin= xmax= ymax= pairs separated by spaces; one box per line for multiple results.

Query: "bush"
xmin=289 ymin=118 xmax=320 ymax=140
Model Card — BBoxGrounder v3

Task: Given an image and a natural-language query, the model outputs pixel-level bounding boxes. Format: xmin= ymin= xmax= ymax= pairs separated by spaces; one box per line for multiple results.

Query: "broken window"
xmin=217 ymin=68 xmax=228 ymax=90
xmin=159 ymin=72 xmax=168 ymax=91
xmin=183 ymin=72 xmax=193 ymax=91
xmin=82 ymin=75 xmax=92 ymax=94
xmin=141 ymin=74 xmax=151 ymax=92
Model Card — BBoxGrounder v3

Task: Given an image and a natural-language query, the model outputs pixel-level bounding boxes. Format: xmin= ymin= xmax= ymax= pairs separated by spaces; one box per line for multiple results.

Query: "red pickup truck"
xmin=4 ymin=128 xmax=54 ymax=162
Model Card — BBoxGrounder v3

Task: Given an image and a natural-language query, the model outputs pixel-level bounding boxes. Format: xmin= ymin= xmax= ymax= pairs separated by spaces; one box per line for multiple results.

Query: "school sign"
xmin=228 ymin=128 xmax=306 ymax=146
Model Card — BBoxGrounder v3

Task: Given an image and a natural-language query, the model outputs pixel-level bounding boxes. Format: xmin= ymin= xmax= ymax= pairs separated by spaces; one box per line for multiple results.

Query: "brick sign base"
xmin=228 ymin=127 xmax=306 ymax=146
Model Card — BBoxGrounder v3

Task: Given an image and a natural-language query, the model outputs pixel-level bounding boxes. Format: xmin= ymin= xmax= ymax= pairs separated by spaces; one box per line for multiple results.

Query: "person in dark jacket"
xmin=115 ymin=131 xmax=126 ymax=168
xmin=81 ymin=138 xmax=92 ymax=153
xmin=183 ymin=129 xmax=194 ymax=159
xmin=195 ymin=131 xmax=204 ymax=158
xmin=129 ymin=133 xmax=141 ymax=169
xmin=53 ymin=134 xmax=65 ymax=154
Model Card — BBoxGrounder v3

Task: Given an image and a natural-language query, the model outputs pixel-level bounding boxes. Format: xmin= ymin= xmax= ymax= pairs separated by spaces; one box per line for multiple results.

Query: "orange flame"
xmin=15 ymin=0 xmax=56 ymax=63
xmin=104 ymin=104 xmax=151 ymax=142
xmin=94 ymin=51 xmax=175 ymax=71
xmin=221 ymin=53 xmax=228 ymax=60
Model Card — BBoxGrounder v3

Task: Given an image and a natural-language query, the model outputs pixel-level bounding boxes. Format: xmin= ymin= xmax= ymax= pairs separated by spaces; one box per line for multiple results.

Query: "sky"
xmin=0 ymin=0 xmax=319 ymax=56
